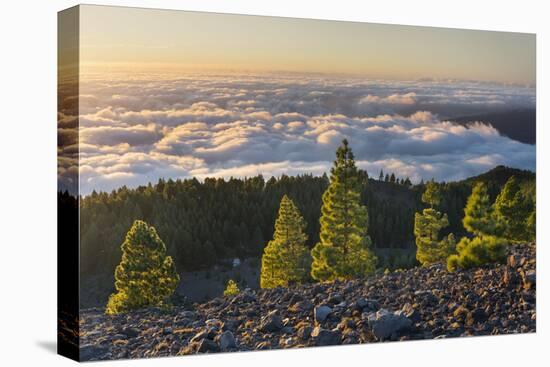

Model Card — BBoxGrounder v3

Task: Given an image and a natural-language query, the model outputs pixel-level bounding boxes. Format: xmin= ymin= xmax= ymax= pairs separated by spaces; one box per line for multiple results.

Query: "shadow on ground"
xmin=36 ymin=340 xmax=57 ymax=354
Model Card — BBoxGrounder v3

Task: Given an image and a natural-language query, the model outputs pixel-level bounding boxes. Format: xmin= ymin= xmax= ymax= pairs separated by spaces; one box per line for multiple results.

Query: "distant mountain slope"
xmin=452 ymin=109 xmax=535 ymax=144
xmin=463 ymin=165 xmax=535 ymax=185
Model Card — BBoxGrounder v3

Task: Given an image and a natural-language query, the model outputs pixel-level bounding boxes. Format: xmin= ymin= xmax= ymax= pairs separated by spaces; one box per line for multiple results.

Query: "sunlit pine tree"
xmin=260 ymin=195 xmax=310 ymax=288
xmin=106 ymin=220 xmax=180 ymax=314
xmin=311 ymin=139 xmax=377 ymax=281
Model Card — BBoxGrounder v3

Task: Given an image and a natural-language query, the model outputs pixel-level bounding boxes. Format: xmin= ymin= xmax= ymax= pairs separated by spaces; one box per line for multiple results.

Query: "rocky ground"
xmin=79 ymin=243 xmax=536 ymax=361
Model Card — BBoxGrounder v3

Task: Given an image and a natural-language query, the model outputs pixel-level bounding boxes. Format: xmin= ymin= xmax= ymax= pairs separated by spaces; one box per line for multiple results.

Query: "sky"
xmin=79 ymin=5 xmax=535 ymax=84
xmin=57 ymin=5 xmax=536 ymax=194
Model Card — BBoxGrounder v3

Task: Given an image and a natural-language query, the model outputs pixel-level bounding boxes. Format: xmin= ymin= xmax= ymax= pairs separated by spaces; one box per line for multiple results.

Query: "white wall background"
xmin=0 ymin=0 xmax=547 ymax=366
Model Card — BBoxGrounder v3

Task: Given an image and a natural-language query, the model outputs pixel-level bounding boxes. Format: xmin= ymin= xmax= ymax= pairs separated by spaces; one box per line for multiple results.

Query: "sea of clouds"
xmin=59 ymin=72 xmax=536 ymax=194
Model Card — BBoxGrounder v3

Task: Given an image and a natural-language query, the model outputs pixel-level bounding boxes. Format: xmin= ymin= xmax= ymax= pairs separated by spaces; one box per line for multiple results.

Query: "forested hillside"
xmin=76 ymin=165 xmax=534 ymax=307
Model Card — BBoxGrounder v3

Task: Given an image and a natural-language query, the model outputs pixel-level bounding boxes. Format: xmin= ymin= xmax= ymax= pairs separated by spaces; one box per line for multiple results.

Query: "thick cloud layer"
xmin=68 ymin=73 xmax=535 ymax=194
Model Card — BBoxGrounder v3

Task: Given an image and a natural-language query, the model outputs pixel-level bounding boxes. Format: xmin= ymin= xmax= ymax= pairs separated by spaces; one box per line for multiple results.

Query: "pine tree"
xmin=260 ymin=195 xmax=310 ymax=288
xmin=494 ymin=176 xmax=532 ymax=242
xmin=224 ymin=279 xmax=240 ymax=296
xmin=311 ymin=139 xmax=377 ymax=281
xmin=106 ymin=220 xmax=180 ymax=314
xmin=414 ymin=182 xmax=455 ymax=266
xmin=462 ymin=182 xmax=498 ymax=237
xmin=447 ymin=235 xmax=506 ymax=272
xmin=379 ymin=169 xmax=384 ymax=181
xmin=447 ymin=182 xmax=506 ymax=271
xmin=390 ymin=173 xmax=396 ymax=183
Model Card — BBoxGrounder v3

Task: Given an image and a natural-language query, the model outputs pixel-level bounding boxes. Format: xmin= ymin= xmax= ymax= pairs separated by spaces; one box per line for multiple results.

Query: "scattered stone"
xmin=218 ymin=331 xmax=237 ymax=350
xmin=311 ymin=326 xmax=342 ymax=346
xmin=327 ymin=293 xmax=344 ymax=304
xmin=179 ymin=310 xmax=196 ymax=319
xmin=80 ymin=344 xmax=109 ymax=361
xmin=222 ymin=319 xmax=240 ymax=332
xmin=231 ymin=289 xmax=257 ymax=304
xmin=314 ymin=305 xmax=332 ymax=323
xmin=289 ymin=300 xmax=314 ymax=313
xmin=356 ymin=298 xmax=379 ymax=312
xmin=77 ymin=243 xmax=535 ymax=360
xmin=197 ymin=338 xmax=220 ymax=353
xmin=281 ymin=326 xmax=294 ymax=334
xmin=522 ymin=270 xmax=536 ymax=290
xmin=259 ymin=310 xmax=284 ymax=332
xmin=255 ymin=341 xmax=271 ymax=350
xmin=507 ymin=254 xmax=521 ymax=268
xmin=297 ymin=325 xmax=313 ymax=340
xmin=336 ymin=318 xmax=356 ymax=331
xmin=401 ymin=303 xmax=421 ymax=323
xmin=469 ymin=308 xmax=488 ymax=324
xmin=120 ymin=327 xmax=140 ymax=338
xmin=414 ymin=290 xmax=438 ymax=306
xmin=453 ymin=306 xmax=469 ymax=320
xmin=503 ymin=266 xmax=520 ymax=288
xmin=190 ymin=330 xmax=210 ymax=343
xmin=366 ymin=309 xmax=413 ymax=340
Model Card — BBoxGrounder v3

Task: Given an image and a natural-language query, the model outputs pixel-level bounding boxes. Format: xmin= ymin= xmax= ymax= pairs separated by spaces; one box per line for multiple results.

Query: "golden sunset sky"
xmin=78 ymin=5 xmax=535 ymax=84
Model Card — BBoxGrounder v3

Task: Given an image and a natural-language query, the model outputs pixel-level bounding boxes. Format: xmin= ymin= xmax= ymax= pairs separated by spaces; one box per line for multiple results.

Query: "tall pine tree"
xmin=260 ymin=195 xmax=310 ymax=288
xmin=414 ymin=181 xmax=456 ymax=266
xmin=311 ymin=139 xmax=377 ymax=281
xmin=106 ymin=220 xmax=180 ymax=314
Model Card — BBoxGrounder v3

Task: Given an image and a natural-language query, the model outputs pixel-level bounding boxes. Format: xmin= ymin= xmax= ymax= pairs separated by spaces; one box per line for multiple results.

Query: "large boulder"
xmin=365 ymin=309 xmax=413 ymax=340
xmin=314 ymin=305 xmax=332 ymax=324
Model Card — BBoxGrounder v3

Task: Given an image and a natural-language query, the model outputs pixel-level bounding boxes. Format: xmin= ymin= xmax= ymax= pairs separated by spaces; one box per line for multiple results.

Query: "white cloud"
xmin=317 ymin=130 xmax=344 ymax=145
xmin=72 ymin=73 xmax=536 ymax=194
xmin=359 ymin=92 xmax=417 ymax=105
xmin=80 ymin=123 xmax=162 ymax=146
